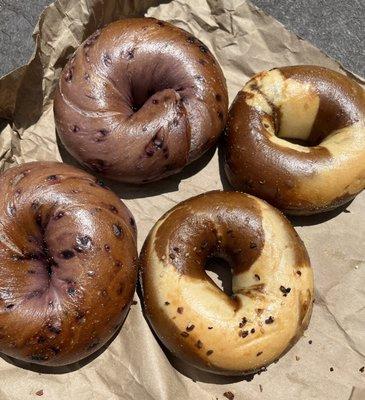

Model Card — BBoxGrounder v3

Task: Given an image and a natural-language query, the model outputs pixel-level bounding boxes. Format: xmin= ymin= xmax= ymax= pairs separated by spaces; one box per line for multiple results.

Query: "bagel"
xmin=224 ymin=65 xmax=365 ymax=214
xmin=54 ymin=17 xmax=228 ymax=184
xmin=140 ymin=191 xmax=313 ymax=375
xmin=0 ymin=162 xmax=138 ymax=366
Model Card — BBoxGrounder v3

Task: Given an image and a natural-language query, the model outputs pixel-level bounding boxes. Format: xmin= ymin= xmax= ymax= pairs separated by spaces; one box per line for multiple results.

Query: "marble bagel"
xmin=140 ymin=191 xmax=314 ymax=375
xmin=224 ymin=65 xmax=365 ymax=214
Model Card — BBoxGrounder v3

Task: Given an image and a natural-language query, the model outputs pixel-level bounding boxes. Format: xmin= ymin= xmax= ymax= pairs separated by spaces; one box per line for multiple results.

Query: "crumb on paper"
xmin=259 ymin=384 xmax=263 ymax=392
xmin=35 ymin=390 xmax=44 ymax=396
xmin=223 ymin=391 xmax=234 ymax=400
xmin=295 ymin=356 xmax=300 ymax=361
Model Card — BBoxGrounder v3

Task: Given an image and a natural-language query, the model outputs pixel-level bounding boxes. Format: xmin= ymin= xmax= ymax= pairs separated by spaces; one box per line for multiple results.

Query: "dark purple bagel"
xmin=54 ymin=17 xmax=228 ymax=184
xmin=0 ymin=162 xmax=138 ymax=366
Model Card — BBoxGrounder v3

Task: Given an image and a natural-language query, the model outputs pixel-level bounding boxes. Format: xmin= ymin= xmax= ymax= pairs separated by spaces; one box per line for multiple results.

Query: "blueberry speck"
xmin=75 ymin=235 xmax=92 ymax=252
xmin=265 ymin=316 xmax=274 ymax=324
xmin=48 ymin=325 xmax=61 ymax=334
xmin=60 ymin=250 xmax=75 ymax=260
xmin=223 ymin=392 xmax=234 ymax=400
xmin=109 ymin=205 xmax=118 ymax=214
xmin=103 ymin=54 xmax=112 ymax=66
xmin=280 ymin=286 xmax=291 ymax=297
xmin=240 ymin=330 xmax=249 ymax=338
xmin=54 ymin=211 xmax=65 ymax=220
xmin=112 ymin=224 xmax=123 ymax=237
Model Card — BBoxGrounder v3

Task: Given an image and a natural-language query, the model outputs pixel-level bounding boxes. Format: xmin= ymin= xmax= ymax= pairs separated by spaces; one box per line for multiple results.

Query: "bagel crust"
xmin=224 ymin=65 xmax=365 ymax=215
xmin=54 ymin=17 xmax=228 ymax=184
xmin=140 ymin=191 xmax=313 ymax=375
xmin=0 ymin=162 xmax=138 ymax=366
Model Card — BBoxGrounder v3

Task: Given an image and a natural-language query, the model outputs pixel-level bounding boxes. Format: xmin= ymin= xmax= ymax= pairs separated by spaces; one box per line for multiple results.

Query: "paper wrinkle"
xmin=0 ymin=0 xmax=364 ymax=399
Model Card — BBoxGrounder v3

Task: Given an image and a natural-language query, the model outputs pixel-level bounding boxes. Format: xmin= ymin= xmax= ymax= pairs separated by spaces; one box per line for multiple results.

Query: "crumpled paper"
xmin=0 ymin=0 xmax=364 ymax=399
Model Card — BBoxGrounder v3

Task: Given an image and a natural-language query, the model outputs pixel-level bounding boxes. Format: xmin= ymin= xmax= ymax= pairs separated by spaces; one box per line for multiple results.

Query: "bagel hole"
xmin=204 ymin=256 xmax=233 ymax=296
xmin=278 ymin=135 xmax=324 ymax=147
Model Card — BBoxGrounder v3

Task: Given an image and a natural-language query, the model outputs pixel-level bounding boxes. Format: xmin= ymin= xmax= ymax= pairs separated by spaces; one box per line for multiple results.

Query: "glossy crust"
xmin=140 ymin=191 xmax=313 ymax=375
xmin=224 ymin=65 xmax=365 ymax=215
xmin=0 ymin=162 xmax=138 ymax=366
xmin=54 ymin=17 xmax=228 ymax=184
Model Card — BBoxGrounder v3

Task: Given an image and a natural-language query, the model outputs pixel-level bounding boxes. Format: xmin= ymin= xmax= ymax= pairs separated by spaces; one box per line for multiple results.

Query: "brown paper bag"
xmin=0 ymin=1 xmax=364 ymax=399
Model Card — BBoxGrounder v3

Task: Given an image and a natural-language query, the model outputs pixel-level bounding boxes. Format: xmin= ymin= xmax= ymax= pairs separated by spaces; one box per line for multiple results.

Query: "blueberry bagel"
xmin=0 ymin=162 xmax=138 ymax=366
xmin=140 ymin=191 xmax=313 ymax=375
xmin=224 ymin=65 xmax=365 ymax=214
xmin=54 ymin=18 xmax=228 ymax=184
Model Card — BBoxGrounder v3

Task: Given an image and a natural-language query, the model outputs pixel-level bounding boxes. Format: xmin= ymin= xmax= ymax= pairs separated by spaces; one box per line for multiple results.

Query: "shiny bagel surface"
xmin=54 ymin=17 xmax=228 ymax=184
xmin=140 ymin=191 xmax=313 ymax=375
xmin=0 ymin=162 xmax=138 ymax=366
xmin=224 ymin=65 xmax=365 ymax=214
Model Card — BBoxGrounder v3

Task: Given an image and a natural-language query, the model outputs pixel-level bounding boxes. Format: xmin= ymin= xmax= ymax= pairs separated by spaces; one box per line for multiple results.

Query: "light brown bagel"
xmin=54 ymin=17 xmax=228 ymax=184
xmin=224 ymin=65 xmax=365 ymax=215
xmin=140 ymin=191 xmax=313 ymax=375
xmin=0 ymin=162 xmax=138 ymax=366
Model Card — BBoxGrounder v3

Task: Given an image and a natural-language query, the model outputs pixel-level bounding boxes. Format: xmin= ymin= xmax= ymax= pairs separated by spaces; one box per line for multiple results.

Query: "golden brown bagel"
xmin=54 ymin=17 xmax=228 ymax=184
xmin=140 ymin=191 xmax=313 ymax=375
xmin=224 ymin=65 xmax=365 ymax=215
xmin=0 ymin=162 xmax=138 ymax=366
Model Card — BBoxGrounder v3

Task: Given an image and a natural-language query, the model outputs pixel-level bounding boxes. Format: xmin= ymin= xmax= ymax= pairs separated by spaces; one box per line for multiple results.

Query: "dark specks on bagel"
xmin=54 ymin=211 xmax=65 ymax=221
xmin=112 ymin=224 xmax=123 ymax=238
xmin=64 ymin=67 xmax=74 ymax=83
xmin=103 ymin=54 xmax=112 ymax=66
